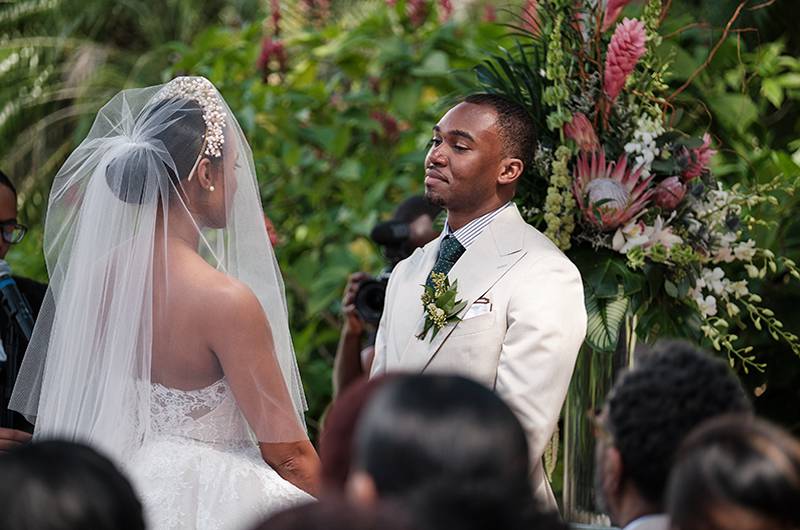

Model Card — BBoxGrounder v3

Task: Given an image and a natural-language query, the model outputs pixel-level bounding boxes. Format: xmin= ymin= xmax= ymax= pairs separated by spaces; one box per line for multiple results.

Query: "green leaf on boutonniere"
xmin=416 ymin=273 xmax=467 ymax=342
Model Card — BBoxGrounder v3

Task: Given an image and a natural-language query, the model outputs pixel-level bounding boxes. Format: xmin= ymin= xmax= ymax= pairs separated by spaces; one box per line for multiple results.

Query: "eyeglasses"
xmin=0 ymin=222 xmax=27 ymax=244
xmin=587 ymin=407 xmax=615 ymax=447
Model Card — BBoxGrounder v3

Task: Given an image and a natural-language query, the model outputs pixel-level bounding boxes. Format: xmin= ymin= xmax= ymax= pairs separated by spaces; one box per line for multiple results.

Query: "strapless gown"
xmin=128 ymin=378 xmax=312 ymax=530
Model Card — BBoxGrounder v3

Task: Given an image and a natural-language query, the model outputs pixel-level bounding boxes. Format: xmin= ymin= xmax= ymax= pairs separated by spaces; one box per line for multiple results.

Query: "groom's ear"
xmin=496 ymin=156 xmax=524 ymax=187
xmin=346 ymin=471 xmax=379 ymax=506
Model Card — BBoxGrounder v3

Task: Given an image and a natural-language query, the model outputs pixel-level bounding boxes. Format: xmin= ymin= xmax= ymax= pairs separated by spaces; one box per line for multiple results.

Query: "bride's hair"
xmin=105 ymin=97 xmax=214 ymax=204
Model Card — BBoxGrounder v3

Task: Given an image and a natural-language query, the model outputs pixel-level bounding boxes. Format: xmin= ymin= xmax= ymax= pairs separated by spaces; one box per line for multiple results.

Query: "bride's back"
xmin=150 ymin=242 xmax=230 ymax=391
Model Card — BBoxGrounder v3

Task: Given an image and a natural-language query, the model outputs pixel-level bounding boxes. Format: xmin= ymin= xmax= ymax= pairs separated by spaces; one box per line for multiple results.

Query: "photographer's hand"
xmin=341 ymin=272 xmax=368 ymax=336
xmin=333 ymin=272 xmax=369 ymax=396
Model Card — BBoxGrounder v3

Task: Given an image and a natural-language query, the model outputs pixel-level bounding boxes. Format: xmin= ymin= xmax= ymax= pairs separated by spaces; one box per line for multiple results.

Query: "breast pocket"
xmin=450 ymin=310 xmax=496 ymax=337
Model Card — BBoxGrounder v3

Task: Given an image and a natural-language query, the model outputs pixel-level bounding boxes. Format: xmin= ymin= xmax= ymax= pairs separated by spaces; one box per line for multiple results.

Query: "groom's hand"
xmin=0 ymin=427 xmax=31 ymax=453
xmin=342 ymin=272 xmax=368 ymax=337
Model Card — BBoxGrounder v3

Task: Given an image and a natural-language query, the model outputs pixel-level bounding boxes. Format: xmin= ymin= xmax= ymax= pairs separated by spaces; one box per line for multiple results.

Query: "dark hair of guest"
xmin=605 ymin=339 xmax=752 ymax=507
xmin=0 ymin=440 xmax=145 ymax=530
xmin=251 ymin=497 xmax=415 ymax=530
xmin=354 ymin=374 xmax=563 ymax=530
xmin=666 ymin=415 xmax=800 ymax=530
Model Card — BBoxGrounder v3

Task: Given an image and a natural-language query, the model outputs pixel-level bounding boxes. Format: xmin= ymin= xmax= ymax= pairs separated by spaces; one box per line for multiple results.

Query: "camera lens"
xmin=354 ymin=279 xmax=387 ymax=324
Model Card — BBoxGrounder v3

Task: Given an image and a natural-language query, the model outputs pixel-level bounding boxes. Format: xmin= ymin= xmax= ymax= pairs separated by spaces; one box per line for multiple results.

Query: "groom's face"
xmin=424 ymin=102 xmax=504 ymax=214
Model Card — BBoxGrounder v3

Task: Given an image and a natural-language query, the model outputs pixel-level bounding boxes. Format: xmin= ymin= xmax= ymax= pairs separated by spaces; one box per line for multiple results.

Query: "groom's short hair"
xmin=463 ymin=93 xmax=536 ymax=172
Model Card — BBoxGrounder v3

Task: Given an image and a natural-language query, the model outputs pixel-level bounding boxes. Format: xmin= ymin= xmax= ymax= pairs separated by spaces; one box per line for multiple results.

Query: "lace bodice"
xmin=149 ymin=378 xmax=255 ymax=447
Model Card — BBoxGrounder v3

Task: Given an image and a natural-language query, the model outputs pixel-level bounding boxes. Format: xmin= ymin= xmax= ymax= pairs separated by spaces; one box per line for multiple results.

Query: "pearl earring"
xmin=209 ymin=185 xmax=215 ymax=192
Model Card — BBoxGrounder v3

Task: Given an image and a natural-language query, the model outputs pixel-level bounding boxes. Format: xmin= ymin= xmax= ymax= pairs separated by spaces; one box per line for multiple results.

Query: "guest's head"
xmin=667 ymin=415 xmax=800 ymax=530
xmin=424 ymin=94 xmax=534 ymax=219
xmin=391 ymin=195 xmax=442 ymax=255
xmin=0 ymin=440 xmax=145 ymax=530
xmin=349 ymin=374 xmax=558 ymax=530
xmin=251 ymin=498 xmax=415 ymax=530
xmin=594 ymin=340 xmax=752 ymax=527
xmin=0 ymin=170 xmax=26 ymax=259
xmin=319 ymin=374 xmax=396 ymax=494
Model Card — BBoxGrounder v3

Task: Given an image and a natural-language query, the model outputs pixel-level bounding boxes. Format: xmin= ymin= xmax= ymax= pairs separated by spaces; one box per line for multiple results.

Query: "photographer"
xmin=333 ymin=197 xmax=440 ymax=396
xmin=0 ymin=170 xmax=47 ymax=451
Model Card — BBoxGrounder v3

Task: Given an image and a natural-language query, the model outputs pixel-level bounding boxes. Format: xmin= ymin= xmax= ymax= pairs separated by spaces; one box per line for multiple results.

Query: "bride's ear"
xmin=194 ymin=158 xmax=215 ymax=192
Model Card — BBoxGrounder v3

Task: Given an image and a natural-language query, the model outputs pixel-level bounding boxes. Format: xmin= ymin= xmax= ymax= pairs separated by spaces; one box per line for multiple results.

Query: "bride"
xmin=10 ymin=77 xmax=319 ymax=529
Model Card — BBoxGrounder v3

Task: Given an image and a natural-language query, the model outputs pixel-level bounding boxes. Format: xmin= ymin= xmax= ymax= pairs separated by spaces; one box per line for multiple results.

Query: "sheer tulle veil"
xmin=9 ymin=77 xmax=308 ymax=460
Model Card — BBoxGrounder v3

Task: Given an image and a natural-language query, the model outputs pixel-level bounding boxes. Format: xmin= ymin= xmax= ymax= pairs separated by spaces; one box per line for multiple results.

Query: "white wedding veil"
xmin=9 ymin=77 xmax=308 ymax=459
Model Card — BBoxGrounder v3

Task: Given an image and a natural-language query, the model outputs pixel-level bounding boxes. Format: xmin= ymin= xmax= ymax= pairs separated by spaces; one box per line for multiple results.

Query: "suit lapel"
xmin=399 ymin=204 xmax=529 ymax=371
xmin=391 ymin=238 xmax=440 ymax=363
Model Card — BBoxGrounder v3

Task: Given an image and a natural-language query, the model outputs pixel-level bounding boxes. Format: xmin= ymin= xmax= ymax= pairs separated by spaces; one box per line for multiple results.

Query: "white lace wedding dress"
xmin=128 ymin=378 xmax=313 ymax=530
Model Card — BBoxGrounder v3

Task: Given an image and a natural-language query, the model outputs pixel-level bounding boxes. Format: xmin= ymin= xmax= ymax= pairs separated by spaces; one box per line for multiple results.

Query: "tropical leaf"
xmin=585 ymin=289 xmax=629 ymax=353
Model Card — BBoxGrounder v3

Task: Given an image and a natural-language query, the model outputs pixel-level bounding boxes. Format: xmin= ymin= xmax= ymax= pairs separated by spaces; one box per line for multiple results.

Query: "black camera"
xmin=353 ymin=268 xmax=392 ymax=324
xmin=353 ymin=220 xmax=413 ymax=324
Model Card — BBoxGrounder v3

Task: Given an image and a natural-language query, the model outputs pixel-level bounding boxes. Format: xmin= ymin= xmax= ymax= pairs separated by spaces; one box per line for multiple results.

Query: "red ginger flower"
xmin=521 ymin=0 xmax=541 ymax=36
xmin=483 ymin=4 xmax=497 ymax=22
xmin=602 ymin=0 xmax=633 ymax=31
xmin=564 ymin=112 xmax=600 ymax=152
xmin=681 ymin=133 xmax=716 ymax=181
xmin=603 ymin=18 xmax=646 ymax=103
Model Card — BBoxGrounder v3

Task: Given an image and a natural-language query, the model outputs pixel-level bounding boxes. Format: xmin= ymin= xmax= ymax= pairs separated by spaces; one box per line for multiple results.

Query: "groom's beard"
xmin=424 ymin=188 xmax=446 ymax=208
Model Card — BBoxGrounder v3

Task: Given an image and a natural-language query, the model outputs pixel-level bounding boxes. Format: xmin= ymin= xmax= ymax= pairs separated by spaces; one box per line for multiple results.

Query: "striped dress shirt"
xmin=443 ymin=202 xmax=512 ymax=248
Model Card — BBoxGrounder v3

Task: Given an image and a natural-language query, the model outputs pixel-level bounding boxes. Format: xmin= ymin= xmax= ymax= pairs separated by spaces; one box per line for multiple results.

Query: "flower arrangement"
xmin=475 ymin=0 xmax=799 ymax=371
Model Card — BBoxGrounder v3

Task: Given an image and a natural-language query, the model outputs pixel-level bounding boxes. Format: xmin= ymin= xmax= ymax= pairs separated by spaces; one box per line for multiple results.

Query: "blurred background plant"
xmin=1 ymin=0 xmax=797 ymax=437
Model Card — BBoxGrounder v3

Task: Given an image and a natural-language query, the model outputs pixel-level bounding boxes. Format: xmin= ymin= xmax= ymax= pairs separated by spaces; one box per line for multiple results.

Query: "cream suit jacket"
xmin=371 ymin=204 xmax=587 ymax=509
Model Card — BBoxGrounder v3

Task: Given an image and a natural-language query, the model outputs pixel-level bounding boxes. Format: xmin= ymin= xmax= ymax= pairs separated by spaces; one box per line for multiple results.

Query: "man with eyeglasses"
xmin=0 ymin=170 xmax=47 ymax=452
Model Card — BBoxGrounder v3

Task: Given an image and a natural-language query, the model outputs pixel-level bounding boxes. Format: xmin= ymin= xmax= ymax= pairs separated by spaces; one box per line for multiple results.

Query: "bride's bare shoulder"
xmin=195 ymin=266 xmax=263 ymax=323
xmin=169 ymin=251 xmax=262 ymax=322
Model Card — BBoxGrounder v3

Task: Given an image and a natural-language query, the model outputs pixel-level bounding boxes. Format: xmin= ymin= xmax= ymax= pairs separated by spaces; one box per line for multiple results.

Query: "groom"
xmin=371 ymin=94 xmax=587 ymax=508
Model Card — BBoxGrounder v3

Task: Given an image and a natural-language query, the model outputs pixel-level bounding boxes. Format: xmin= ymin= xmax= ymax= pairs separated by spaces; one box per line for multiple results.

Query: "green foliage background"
xmin=1 ymin=0 xmax=798 ymax=436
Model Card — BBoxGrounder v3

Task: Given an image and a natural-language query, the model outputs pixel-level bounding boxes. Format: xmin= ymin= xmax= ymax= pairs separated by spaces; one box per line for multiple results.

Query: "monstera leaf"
xmin=584 ymin=288 xmax=629 ymax=353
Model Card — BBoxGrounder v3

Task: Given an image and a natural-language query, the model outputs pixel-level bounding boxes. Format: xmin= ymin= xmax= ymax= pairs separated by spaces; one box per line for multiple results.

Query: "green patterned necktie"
xmin=426 ymin=234 xmax=466 ymax=287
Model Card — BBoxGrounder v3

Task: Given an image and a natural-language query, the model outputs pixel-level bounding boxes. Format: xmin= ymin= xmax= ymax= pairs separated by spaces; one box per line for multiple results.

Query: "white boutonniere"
xmin=416 ymin=272 xmax=467 ymax=342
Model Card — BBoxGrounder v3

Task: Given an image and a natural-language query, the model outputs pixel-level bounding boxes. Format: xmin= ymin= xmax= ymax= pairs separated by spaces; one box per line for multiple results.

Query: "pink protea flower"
xmin=573 ymin=151 xmax=655 ymax=231
xmin=653 ymin=176 xmax=687 ymax=211
xmin=564 ymin=113 xmax=600 ymax=152
xmin=681 ymin=133 xmax=717 ymax=181
xmin=602 ymin=0 xmax=633 ymax=32
xmin=521 ymin=0 xmax=541 ymax=36
xmin=603 ymin=18 xmax=647 ymax=103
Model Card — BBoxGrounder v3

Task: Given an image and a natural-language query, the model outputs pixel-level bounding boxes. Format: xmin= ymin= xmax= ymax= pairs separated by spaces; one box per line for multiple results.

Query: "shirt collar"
xmin=442 ymin=202 xmax=511 ymax=248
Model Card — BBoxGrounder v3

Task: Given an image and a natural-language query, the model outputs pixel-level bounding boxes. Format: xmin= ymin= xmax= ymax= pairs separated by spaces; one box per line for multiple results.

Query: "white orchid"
xmin=612 ymin=215 xmax=683 ymax=254
xmin=695 ymin=294 xmax=718 ymax=318
xmin=733 ymin=239 xmax=757 ymax=262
